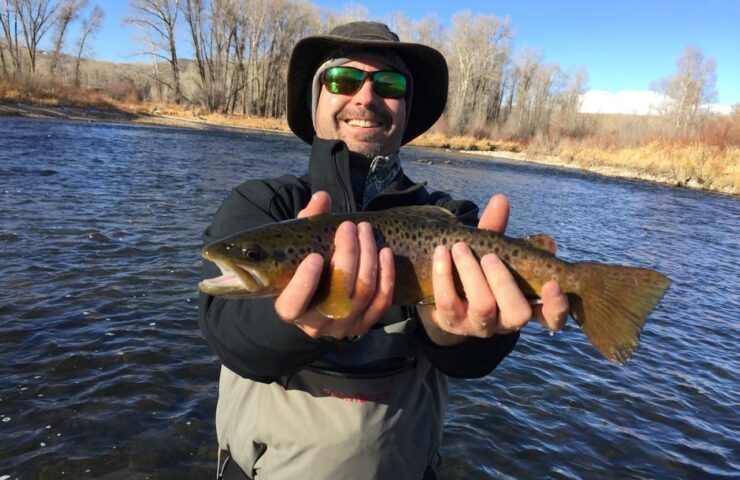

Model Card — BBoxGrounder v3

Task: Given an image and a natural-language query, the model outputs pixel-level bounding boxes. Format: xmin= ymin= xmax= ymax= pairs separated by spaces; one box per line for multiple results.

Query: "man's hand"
xmin=273 ymin=192 xmax=395 ymax=339
xmin=417 ymin=194 xmax=569 ymax=346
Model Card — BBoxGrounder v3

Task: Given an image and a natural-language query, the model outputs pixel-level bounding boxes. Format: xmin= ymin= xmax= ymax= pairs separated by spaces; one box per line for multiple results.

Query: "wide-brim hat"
xmin=287 ymin=21 xmax=448 ymax=146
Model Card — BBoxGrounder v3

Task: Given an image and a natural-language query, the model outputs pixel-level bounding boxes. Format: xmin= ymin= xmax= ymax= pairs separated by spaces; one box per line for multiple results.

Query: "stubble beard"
xmin=336 ymin=108 xmax=400 ymax=158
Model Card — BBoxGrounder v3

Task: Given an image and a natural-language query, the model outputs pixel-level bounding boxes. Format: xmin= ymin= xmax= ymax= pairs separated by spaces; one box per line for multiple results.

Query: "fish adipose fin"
xmin=568 ymin=262 xmax=671 ymax=364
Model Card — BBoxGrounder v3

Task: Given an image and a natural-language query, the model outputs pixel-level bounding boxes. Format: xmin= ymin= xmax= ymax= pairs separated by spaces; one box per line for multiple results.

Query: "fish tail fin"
xmin=568 ymin=262 xmax=671 ymax=364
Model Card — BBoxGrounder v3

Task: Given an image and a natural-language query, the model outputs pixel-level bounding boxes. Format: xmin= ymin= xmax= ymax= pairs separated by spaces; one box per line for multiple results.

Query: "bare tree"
xmin=324 ymin=3 xmax=370 ymax=31
xmin=506 ymin=47 xmax=547 ymax=137
xmin=182 ymin=0 xmax=237 ymax=111
xmin=446 ymin=11 xmax=512 ymax=134
xmin=552 ymin=65 xmax=587 ymax=137
xmin=388 ymin=12 xmax=444 ymax=52
xmin=0 ymin=0 xmax=23 ymax=75
xmin=49 ymin=0 xmax=86 ymax=76
xmin=183 ymin=0 xmax=318 ymax=115
xmin=182 ymin=0 xmax=206 ymax=92
xmin=73 ymin=2 xmax=101 ymax=85
xmin=7 ymin=0 xmax=56 ymax=72
xmin=126 ymin=0 xmax=182 ymax=103
xmin=243 ymin=0 xmax=317 ymax=117
xmin=656 ymin=45 xmax=717 ymax=135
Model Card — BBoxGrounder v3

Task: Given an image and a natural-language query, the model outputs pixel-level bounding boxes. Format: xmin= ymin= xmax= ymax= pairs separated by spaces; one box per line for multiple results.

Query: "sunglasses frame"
xmin=321 ymin=66 xmax=408 ymax=99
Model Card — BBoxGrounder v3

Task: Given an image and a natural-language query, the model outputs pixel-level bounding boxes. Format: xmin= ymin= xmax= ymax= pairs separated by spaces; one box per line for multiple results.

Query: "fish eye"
xmin=241 ymin=246 xmax=265 ymax=261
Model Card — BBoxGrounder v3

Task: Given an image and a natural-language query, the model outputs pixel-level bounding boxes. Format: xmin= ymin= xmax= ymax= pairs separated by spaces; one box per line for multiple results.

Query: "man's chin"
xmin=345 ymin=140 xmax=384 ymax=158
xmin=341 ymin=133 xmax=401 ymax=158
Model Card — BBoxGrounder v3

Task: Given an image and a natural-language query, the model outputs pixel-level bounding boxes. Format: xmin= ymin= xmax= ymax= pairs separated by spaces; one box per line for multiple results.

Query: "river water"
xmin=0 ymin=117 xmax=737 ymax=479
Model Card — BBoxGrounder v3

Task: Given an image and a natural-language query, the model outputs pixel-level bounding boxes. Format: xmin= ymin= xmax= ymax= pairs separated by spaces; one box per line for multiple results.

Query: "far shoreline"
xmin=1 ymin=101 xmax=735 ymax=197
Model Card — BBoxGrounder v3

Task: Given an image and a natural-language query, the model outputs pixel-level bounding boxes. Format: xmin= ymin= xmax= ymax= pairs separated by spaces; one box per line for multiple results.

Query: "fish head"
xmin=198 ymin=227 xmax=306 ymax=298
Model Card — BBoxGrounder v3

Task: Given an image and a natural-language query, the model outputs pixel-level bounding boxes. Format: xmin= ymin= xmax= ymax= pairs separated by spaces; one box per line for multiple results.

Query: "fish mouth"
xmin=199 ymin=253 xmax=271 ymax=297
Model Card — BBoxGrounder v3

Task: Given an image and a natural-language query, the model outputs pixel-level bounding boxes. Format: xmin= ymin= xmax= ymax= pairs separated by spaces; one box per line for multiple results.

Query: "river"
xmin=0 ymin=117 xmax=738 ymax=479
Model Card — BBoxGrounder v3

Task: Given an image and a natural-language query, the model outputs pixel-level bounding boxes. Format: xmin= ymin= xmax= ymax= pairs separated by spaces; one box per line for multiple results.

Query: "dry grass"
xmin=411 ymin=132 xmax=522 ymax=152
xmin=109 ymin=100 xmax=290 ymax=131
xmin=0 ymin=76 xmax=121 ymax=111
xmin=551 ymin=138 xmax=740 ymax=193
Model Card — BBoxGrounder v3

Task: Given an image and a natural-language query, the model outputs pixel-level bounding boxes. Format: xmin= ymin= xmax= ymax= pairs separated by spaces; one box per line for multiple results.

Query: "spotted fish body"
xmin=200 ymin=206 xmax=671 ymax=363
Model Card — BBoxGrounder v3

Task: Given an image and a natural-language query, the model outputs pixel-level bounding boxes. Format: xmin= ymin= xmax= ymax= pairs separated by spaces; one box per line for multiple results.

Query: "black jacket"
xmin=198 ymin=138 xmax=519 ymax=383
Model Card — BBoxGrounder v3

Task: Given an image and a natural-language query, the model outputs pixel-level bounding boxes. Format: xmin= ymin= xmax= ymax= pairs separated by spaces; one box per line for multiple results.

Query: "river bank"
xmin=2 ymin=100 xmax=737 ymax=195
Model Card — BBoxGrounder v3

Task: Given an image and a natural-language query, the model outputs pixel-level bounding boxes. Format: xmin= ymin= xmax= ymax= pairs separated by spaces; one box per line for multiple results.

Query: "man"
xmin=199 ymin=21 xmax=568 ymax=480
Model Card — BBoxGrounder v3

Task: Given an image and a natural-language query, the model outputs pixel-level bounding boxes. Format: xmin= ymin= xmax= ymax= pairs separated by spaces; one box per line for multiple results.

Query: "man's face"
xmin=314 ymin=57 xmax=407 ymax=158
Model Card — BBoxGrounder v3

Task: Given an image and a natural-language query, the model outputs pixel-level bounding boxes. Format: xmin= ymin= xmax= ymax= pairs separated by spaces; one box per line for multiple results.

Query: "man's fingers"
xmin=431 ymin=246 xmax=465 ymax=326
xmin=534 ymin=280 xmax=569 ymax=331
xmin=451 ymin=242 xmax=497 ymax=327
xmin=480 ymin=254 xmax=532 ymax=331
xmin=331 ymin=221 xmax=360 ymax=294
xmin=356 ymin=247 xmax=395 ymax=335
xmin=297 ymin=191 xmax=331 ymax=219
xmin=353 ymin=222 xmax=378 ymax=301
xmin=274 ymin=253 xmax=325 ymax=321
xmin=478 ymin=194 xmax=509 ymax=233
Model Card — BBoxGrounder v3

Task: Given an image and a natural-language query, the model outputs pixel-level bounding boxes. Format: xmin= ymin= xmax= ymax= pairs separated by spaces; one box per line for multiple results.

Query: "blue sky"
xmin=60 ymin=0 xmax=740 ymax=106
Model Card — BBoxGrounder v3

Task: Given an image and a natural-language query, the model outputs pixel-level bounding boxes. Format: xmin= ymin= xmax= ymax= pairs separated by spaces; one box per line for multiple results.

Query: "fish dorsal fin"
xmin=522 ymin=234 xmax=557 ymax=255
xmin=385 ymin=206 xmax=462 ymax=225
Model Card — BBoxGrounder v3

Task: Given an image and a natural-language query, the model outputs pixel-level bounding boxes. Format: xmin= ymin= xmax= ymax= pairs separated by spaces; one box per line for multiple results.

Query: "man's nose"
xmin=352 ymin=77 xmax=380 ymax=106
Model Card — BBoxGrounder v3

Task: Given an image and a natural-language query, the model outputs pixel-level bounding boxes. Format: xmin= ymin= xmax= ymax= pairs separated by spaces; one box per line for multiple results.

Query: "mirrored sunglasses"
xmin=321 ymin=66 xmax=408 ymax=99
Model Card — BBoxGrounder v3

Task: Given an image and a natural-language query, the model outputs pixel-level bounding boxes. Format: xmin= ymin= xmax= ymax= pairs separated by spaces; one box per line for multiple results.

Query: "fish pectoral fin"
xmin=313 ymin=266 xmax=352 ymax=319
xmin=522 ymin=233 xmax=558 ymax=255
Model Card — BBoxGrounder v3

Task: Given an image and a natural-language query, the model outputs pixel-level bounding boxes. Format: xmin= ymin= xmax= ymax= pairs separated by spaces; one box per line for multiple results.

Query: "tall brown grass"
xmin=0 ymin=76 xmax=119 ymax=111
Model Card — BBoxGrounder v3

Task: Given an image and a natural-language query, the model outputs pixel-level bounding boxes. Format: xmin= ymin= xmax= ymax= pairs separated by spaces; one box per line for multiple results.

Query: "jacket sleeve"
xmin=412 ymin=313 xmax=520 ymax=378
xmin=198 ymin=178 xmax=335 ymax=383
xmin=411 ymin=190 xmax=521 ymax=378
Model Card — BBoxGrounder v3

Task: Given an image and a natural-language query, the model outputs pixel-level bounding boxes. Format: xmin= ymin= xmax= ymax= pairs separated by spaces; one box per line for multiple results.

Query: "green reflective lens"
xmin=322 ymin=67 xmax=408 ymax=99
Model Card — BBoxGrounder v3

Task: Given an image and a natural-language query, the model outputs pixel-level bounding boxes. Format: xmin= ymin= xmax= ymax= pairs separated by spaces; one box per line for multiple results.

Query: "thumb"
xmin=297 ymin=191 xmax=331 ymax=219
xmin=478 ymin=194 xmax=510 ymax=233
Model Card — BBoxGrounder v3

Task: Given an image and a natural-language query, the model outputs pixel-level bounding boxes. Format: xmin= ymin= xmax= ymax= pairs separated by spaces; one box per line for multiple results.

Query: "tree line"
xmin=0 ymin=0 xmax=721 ymax=138
xmin=1 ymin=0 xmax=103 ymax=85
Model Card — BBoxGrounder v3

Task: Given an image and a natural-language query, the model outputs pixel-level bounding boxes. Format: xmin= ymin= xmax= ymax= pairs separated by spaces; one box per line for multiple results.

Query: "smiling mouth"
xmin=345 ymin=118 xmax=383 ymax=128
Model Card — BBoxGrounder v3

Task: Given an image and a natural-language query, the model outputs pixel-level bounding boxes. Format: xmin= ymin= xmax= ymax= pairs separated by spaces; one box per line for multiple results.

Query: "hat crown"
xmin=328 ymin=21 xmax=400 ymax=43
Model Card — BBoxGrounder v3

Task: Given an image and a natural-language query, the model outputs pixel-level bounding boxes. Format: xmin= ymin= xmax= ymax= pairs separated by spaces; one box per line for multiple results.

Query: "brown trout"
xmin=199 ymin=206 xmax=671 ymax=364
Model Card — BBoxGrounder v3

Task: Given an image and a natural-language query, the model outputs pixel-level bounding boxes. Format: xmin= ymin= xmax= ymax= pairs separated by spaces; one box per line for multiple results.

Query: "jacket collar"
xmin=307 ymin=138 xmax=428 ymax=213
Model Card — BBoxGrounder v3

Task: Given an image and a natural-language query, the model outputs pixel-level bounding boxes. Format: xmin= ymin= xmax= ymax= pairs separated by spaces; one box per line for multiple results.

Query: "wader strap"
xmin=218 ymin=450 xmax=250 ymax=480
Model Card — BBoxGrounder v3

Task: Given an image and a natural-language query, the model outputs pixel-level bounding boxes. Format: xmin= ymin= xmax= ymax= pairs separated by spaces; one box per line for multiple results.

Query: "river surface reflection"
xmin=0 ymin=117 xmax=738 ymax=479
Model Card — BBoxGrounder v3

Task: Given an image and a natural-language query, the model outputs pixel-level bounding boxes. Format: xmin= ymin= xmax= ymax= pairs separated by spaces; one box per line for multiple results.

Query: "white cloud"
xmin=579 ymin=89 xmax=731 ymax=116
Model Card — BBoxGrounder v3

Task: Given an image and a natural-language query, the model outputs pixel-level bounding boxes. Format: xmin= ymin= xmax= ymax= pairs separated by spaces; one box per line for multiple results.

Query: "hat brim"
xmin=287 ymin=35 xmax=448 ymax=146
